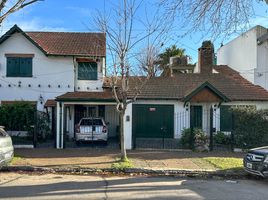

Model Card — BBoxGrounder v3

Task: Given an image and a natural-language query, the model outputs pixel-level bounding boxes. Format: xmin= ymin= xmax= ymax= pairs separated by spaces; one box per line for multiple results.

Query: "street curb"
xmin=0 ymin=166 xmax=247 ymax=179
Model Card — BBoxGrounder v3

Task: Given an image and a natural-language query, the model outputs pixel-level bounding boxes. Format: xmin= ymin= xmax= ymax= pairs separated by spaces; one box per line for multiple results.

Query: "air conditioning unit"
xmin=169 ymin=56 xmax=188 ymax=67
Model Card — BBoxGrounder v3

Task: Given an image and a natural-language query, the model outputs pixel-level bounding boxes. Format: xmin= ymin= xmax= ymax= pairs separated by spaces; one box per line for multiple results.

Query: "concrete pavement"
xmin=0 ymin=173 xmax=267 ymax=200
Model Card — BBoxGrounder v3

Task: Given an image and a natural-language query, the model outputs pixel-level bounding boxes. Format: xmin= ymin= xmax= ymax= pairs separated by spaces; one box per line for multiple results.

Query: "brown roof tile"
xmin=44 ymin=99 xmax=57 ymax=107
xmin=25 ymin=31 xmax=106 ymax=57
xmin=56 ymin=91 xmax=115 ymax=101
xmin=104 ymin=66 xmax=268 ymax=101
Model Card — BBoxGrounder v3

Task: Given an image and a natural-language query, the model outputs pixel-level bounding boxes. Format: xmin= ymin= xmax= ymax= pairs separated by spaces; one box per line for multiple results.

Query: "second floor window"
xmin=78 ymin=62 xmax=98 ymax=80
xmin=6 ymin=57 xmax=32 ymax=77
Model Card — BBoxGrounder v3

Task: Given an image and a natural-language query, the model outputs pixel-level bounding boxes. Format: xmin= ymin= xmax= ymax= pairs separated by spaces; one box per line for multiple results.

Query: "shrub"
xmin=194 ymin=129 xmax=209 ymax=152
xmin=180 ymin=128 xmax=195 ymax=149
xmin=232 ymin=107 xmax=268 ymax=148
xmin=180 ymin=128 xmax=209 ymax=151
xmin=0 ymin=102 xmax=35 ymax=131
xmin=214 ymin=131 xmax=231 ymax=145
xmin=0 ymin=102 xmax=51 ymax=141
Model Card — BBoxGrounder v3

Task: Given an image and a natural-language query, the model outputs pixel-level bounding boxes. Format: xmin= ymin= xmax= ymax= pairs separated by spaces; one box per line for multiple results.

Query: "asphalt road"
xmin=0 ymin=173 xmax=267 ymax=200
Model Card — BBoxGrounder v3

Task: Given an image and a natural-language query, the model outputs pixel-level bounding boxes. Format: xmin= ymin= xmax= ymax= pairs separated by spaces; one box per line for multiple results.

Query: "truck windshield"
xmin=80 ymin=119 xmax=103 ymax=126
xmin=0 ymin=129 xmax=7 ymax=137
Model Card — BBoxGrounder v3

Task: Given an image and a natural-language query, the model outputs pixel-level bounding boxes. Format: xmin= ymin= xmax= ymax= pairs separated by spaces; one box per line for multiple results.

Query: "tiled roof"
xmin=104 ymin=65 xmax=268 ymax=101
xmin=56 ymin=91 xmax=115 ymax=101
xmin=25 ymin=32 xmax=106 ymax=57
xmin=0 ymin=25 xmax=106 ymax=57
xmin=44 ymin=99 xmax=57 ymax=107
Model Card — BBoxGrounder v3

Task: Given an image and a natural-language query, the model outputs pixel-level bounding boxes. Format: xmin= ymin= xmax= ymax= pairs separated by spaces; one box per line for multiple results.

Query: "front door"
xmin=190 ymin=105 xmax=203 ymax=129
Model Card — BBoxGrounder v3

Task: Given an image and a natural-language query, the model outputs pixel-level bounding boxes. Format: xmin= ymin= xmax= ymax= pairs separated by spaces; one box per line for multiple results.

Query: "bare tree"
xmin=137 ymin=45 xmax=160 ymax=77
xmin=95 ymin=0 xmax=169 ymax=160
xmin=0 ymin=0 xmax=41 ymax=24
xmin=159 ymin=0 xmax=268 ymax=38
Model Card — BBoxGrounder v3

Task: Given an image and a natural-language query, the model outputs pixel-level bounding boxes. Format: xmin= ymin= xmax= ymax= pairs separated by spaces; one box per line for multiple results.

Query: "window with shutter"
xmin=6 ymin=57 xmax=32 ymax=77
xmin=220 ymin=105 xmax=233 ymax=131
xmin=78 ymin=62 xmax=98 ymax=80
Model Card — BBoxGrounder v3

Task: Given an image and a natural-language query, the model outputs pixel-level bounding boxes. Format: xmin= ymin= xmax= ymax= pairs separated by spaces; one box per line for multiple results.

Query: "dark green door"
xmin=190 ymin=106 xmax=203 ymax=129
xmin=132 ymin=104 xmax=174 ymax=139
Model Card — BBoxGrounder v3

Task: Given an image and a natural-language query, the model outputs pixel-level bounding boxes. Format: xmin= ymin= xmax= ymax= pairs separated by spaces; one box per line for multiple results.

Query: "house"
xmin=56 ymin=41 xmax=268 ymax=149
xmin=0 ymin=25 xmax=122 ymax=145
xmin=217 ymin=25 xmax=268 ymax=90
xmin=1 ymin=25 xmax=268 ymax=150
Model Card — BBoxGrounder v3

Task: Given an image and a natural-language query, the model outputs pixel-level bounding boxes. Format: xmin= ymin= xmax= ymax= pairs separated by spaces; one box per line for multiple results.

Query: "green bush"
xmin=232 ymin=107 xmax=268 ymax=148
xmin=180 ymin=128 xmax=209 ymax=150
xmin=180 ymin=128 xmax=195 ymax=149
xmin=214 ymin=131 xmax=231 ymax=145
xmin=194 ymin=129 xmax=209 ymax=147
xmin=0 ymin=102 xmax=51 ymax=141
xmin=0 ymin=102 xmax=35 ymax=131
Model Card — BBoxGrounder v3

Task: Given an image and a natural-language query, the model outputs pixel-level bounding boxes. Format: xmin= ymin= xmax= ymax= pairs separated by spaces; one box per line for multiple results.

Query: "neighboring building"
xmin=56 ymin=41 xmax=268 ymax=149
xmin=0 ymin=25 xmax=121 ymax=144
xmin=217 ymin=25 xmax=268 ymax=90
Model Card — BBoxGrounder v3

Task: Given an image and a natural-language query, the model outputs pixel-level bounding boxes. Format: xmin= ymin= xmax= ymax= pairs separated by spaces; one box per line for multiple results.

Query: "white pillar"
xmin=56 ymin=102 xmax=61 ymax=149
xmin=60 ymin=103 xmax=64 ymax=149
xmin=124 ymin=103 xmax=132 ymax=149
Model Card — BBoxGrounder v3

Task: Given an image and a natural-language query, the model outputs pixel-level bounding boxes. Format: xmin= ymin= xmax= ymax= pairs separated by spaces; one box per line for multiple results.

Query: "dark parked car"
xmin=244 ymin=146 xmax=268 ymax=177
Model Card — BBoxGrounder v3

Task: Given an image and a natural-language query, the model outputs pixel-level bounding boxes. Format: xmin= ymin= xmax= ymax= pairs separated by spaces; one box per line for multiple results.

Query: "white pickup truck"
xmin=75 ymin=118 xmax=108 ymax=144
xmin=0 ymin=126 xmax=14 ymax=167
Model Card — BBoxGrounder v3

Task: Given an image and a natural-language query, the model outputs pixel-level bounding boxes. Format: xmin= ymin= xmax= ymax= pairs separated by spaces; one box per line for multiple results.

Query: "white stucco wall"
xmin=0 ymin=33 xmax=105 ymax=111
xmin=75 ymin=57 xmax=105 ymax=91
xmin=0 ymin=33 xmax=74 ymax=110
xmin=217 ymin=25 xmax=268 ymax=91
xmin=217 ymin=27 xmax=260 ymax=83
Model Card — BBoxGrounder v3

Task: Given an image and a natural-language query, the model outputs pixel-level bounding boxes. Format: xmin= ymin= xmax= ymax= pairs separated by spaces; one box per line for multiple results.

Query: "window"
xmin=220 ymin=105 xmax=233 ymax=131
xmin=6 ymin=57 xmax=32 ymax=77
xmin=78 ymin=62 xmax=98 ymax=80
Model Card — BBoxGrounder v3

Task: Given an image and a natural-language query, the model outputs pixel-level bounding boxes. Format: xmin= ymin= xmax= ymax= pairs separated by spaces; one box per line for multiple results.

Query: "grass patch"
xmin=11 ymin=155 xmax=22 ymax=164
xmin=203 ymin=157 xmax=243 ymax=171
xmin=111 ymin=158 xmax=134 ymax=170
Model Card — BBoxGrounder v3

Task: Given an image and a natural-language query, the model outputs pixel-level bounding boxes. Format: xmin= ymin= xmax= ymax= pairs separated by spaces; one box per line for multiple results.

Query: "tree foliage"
xmin=159 ymin=0 xmax=268 ymax=38
xmin=0 ymin=0 xmax=40 ymax=24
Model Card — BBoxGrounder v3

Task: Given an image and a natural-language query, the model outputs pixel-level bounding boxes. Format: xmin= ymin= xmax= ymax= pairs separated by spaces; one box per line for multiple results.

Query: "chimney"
xmin=198 ymin=41 xmax=214 ymax=74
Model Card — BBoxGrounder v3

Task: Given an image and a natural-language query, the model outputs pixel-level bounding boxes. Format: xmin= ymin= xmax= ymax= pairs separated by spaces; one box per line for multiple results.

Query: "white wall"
xmin=217 ymin=27 xmax=260 ymax=83
xmin=75 ymin=57 xmax=105 ymax=91
xmin=0 ymin=33 xmax=105 ymax=111
xmin=217 ymin=26 xmax=268 ymax=91
xmin=0 ymin=33 xmax=74 ymax=110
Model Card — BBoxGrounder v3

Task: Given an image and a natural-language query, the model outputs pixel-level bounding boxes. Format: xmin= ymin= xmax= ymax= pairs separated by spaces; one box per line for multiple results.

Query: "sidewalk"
xmin=11 ymin=148 xmax=244 ymax=173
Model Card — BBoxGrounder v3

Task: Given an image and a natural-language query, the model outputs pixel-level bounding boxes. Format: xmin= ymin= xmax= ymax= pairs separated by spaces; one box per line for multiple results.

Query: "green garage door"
xmin=132 ymin=104 xmax=174 ymax=139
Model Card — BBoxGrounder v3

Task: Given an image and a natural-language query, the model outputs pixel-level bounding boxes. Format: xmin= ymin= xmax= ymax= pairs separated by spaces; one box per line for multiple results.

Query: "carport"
xmin=55 ymin=91 xmax=119 ymax=149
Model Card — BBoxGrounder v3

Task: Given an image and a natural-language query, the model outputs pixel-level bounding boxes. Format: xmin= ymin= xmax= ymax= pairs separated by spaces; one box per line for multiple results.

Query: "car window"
xmin=80 ymin=119 xmax=103 ymax=126
xmin=0 ymin=129 xmax=7 ymax=137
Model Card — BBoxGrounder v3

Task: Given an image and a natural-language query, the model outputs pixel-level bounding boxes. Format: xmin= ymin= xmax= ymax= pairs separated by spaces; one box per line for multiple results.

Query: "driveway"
xmin=0 ymin=173 xmax=267 ymax=200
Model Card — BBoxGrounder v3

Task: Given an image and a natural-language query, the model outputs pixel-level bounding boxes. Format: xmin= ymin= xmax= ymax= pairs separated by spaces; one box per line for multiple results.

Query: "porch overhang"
xmin=183 ymin=81 xmax=230 ymax=103
xmin=55 ymin=91 xmax=116 ymax=104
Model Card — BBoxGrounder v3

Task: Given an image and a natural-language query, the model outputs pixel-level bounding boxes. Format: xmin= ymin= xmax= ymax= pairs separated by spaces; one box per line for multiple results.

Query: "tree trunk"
xmin=120 ymin=111 xmax=127 ymax=161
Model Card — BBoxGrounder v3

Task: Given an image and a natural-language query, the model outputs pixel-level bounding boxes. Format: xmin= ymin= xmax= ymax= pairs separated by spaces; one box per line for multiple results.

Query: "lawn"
xmin=203 ymin=157 xmax=243 ymax=171
xmin=111 ymin=158 xmax=134 ymax=170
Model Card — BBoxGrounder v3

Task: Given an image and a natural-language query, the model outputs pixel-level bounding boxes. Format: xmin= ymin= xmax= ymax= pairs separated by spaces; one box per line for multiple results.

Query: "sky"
xmin=2 ymin=0 xmax=268 ymax=64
